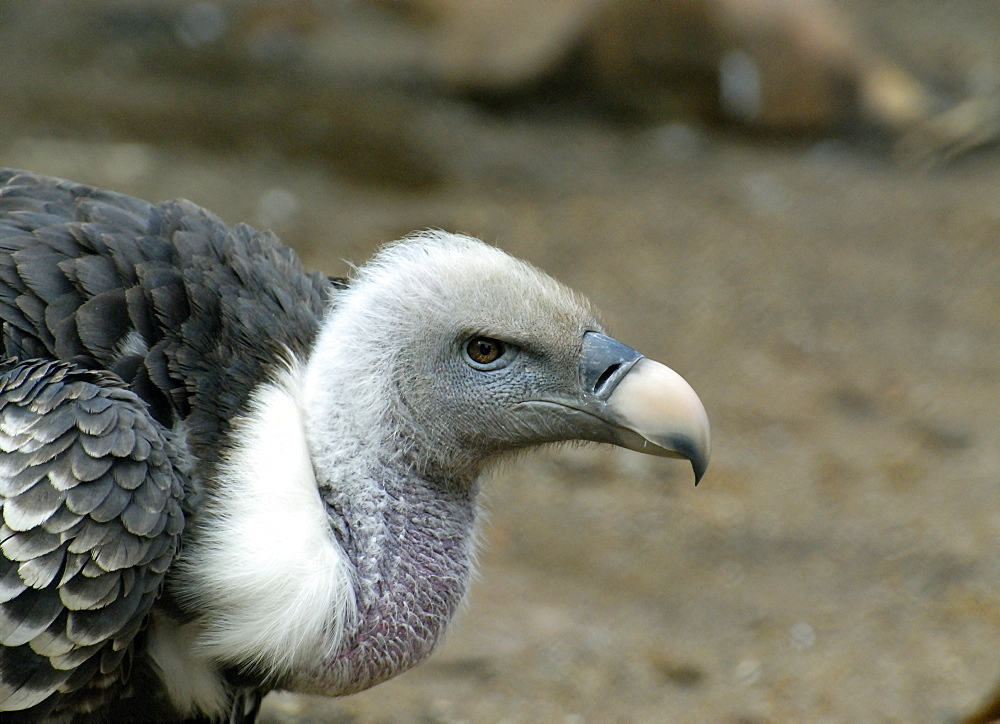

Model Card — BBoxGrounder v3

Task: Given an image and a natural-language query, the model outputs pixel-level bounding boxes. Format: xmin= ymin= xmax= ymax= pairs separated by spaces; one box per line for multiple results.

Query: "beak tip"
xmin=666 ymin=432 xmax=709 ymax=486
xmin=692 ymin=458 xmax=707 ymax=486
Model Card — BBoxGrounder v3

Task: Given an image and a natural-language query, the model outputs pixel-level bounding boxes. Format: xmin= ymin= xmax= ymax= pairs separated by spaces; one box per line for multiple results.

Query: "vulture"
xmin=0 ymin=168 xmax=710 ymax=722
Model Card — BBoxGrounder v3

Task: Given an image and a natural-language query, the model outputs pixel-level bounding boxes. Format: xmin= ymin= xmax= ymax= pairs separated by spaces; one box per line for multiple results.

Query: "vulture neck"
xmin=298 ymin=323 xmax=481 ymax=694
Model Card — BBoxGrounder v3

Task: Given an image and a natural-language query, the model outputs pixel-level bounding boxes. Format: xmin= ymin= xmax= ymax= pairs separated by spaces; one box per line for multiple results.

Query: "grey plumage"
xmin=0 ymin=359 xmax=182 ymax=718
xmin=0 ymin=169 xmax=710 ymax=722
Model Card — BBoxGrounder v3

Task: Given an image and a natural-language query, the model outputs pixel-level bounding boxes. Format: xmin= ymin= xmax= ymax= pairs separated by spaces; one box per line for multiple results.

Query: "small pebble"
xmin=789 ymin=622 xmax=816 ymax=650
xmin=734 ymin=658 xmax=762 ymax=685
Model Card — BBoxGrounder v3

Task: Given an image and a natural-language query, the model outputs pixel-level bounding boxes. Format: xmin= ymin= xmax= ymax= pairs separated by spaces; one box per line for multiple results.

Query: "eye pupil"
xmin=467 ymin=337 xmax=505 ymax=365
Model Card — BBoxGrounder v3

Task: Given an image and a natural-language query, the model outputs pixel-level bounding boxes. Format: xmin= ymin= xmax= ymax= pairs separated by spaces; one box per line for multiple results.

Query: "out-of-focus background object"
xmin=412 ymin=0 xmax=938 ymax=133
xmin=2 ymin=0 xmax=998 ymax=721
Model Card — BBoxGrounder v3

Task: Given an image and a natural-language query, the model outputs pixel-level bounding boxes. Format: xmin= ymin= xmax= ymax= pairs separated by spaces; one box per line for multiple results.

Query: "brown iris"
xmin=466 ymin=337 xmax=505 ymax=365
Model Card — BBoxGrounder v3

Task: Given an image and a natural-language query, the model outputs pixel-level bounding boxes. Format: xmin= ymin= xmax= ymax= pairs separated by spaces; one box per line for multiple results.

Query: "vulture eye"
xmin=464 ymin=336 xmax=517 ymax=370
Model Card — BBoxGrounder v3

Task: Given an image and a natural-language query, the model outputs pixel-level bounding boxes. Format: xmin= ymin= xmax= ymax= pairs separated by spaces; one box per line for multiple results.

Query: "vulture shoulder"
xmin=0 ymin=168 xmax=330 ymax=467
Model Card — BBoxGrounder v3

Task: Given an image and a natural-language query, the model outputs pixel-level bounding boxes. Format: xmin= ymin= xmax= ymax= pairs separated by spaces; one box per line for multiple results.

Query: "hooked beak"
xmin=576 ymin=332 xmax=711 ymax=484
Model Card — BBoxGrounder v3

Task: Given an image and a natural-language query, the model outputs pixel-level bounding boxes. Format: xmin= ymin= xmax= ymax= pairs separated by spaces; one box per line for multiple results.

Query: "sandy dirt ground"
xmin=1 ymin=1 xmax=998 ymax=721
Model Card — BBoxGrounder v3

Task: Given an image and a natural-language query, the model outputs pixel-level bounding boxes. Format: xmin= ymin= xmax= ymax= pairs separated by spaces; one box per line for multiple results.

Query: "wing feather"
xmin=16 ymin=547 xmax=64 ymax=589
xmin=3 ymin=479 xmax=66 ymax=530
xmin=2 ymin=526 xmax=63 ymax=561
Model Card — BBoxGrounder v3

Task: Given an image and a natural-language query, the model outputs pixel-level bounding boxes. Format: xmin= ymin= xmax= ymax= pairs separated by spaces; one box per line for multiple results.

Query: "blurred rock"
xmin=401 ymin=0 xmax=999 ymax=157
xmin=403 ymin=0 xmax=607 ymax=91
xmin=418 ymin=0 xmax=931 ymax=129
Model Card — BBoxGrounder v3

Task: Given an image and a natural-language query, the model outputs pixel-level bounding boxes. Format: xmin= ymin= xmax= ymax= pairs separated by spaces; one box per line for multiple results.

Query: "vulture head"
xmin=303 ymin=232 xmax=709 ymax=486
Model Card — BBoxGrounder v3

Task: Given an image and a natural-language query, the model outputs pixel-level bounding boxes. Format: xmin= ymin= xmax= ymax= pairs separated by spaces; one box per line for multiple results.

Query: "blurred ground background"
xmin=1 ymin=1 xmax=999 ymax=721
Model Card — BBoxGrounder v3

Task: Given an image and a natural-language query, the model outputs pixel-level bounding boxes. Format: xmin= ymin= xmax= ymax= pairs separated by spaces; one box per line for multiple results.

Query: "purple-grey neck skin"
xmin=318 ymin=456 xmax=478 ymax=694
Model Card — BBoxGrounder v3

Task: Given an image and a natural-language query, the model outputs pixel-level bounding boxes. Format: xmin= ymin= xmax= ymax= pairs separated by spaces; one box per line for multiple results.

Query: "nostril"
xmin=581 ymin=331 xmax=643 ymax=399
xmin=593 ymin=362 xmax=623 ymax=396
